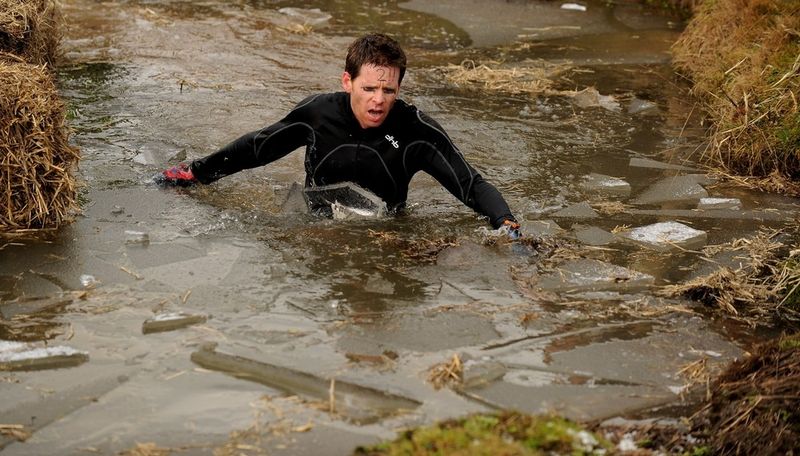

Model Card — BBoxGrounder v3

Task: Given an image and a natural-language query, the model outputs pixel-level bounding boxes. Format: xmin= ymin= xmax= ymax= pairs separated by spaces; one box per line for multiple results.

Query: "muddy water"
xmin=2 ymin=0 xmax=799 ymax=454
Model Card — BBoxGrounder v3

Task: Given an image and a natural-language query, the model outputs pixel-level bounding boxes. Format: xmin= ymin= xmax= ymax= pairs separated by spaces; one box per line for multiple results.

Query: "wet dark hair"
xmin=345 ymin=33 xmax=407 ymax=84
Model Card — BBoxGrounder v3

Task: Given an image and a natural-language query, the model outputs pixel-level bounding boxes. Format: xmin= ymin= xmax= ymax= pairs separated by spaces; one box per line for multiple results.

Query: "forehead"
xmin=356 ymin=64 xmax=400 ymax=85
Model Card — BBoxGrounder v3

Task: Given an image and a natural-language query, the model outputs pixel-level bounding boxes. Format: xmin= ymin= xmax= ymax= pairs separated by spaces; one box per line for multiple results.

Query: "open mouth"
xmin=367 ymin=109 xmax=383 ymax=121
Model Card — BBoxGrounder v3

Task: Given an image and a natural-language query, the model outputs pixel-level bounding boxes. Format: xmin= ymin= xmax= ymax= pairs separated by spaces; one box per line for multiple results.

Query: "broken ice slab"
xmin=697 ymin=197 xmax=741 ymax=210
xmin=142 ymin=312 xmax=208 ymax=334
xmin=632 ymin=174 xmax=712 ymax=205
xmin=569 ymin=87 xmax=620 ymax=112
xmin=628 ymin=157 xmax=700 ymax=172
xmin=278 ymin=7 xmax=332 ymax=26
xmin=303 ymin=182 xmax=386 ymax=218
xmin=461 ymin=359 xmax=506 ymax=389
xmin=579 ymin=173 xmax=631 ymax=198
xmin=619 ymin=221 xmax=707 ymax=252
xmin=535 ymin=259 xmax=654 ymax=293
xmin=627 ymin=98 xmax=659 ymax=115
xmin=280 ymin=182 xmax=309 ymax=214
xmin=626 ymin=208 xmax=789 ymax=221
xmin=551 ymin=202 xmax=598 ymax=219
xmin=124 ymin=230 xmax=149 ymax=245
xmin=525 ymin=219 xmax=563 ymax=237
xmin=0 ymin=340 xmax=88 ymax=371
xmin=190 ymin=345 xmax=420 ymax=424
xmin=573 ymin=226 xmax=616 ymax=246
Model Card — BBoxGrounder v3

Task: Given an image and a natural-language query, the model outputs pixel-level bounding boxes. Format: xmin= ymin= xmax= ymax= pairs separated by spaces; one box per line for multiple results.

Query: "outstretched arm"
xmin=412 ymin=112 xmax=517 ymax=229
xmin=160 ymin=95 xmax=317 ymax=186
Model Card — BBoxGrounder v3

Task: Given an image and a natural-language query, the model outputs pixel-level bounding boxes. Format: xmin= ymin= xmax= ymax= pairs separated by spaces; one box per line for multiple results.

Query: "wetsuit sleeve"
xmin=189 ymin=97 xmax=315 ymax=184
xmin=412 ymin=112 xmax=516 ymax=229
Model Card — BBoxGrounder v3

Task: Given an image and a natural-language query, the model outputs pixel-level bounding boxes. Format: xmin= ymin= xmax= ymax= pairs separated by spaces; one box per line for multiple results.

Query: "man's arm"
xmin=190 ymin=120 xmax=312 ymax=184
xmin=411 ymin=111 xmax=517 ymax=229
xmin=161 ymin=96 xmax=318 ymax=185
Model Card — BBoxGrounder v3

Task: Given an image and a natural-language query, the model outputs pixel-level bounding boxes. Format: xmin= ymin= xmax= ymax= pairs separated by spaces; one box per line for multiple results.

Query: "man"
xmin=160 ymin=33 xmax=520 ymax=237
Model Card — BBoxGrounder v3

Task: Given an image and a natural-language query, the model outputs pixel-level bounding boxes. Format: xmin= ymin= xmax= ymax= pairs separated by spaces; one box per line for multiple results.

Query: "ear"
xmin=341 ymin=71 xmax=353 ymax=93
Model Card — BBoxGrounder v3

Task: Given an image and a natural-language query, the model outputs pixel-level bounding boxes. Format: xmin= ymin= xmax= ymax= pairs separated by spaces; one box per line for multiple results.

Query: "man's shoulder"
xmin=293 ymin=92 xmax=343 ymax=110
xmin=392 ymin=100 xmax=445 ymax=136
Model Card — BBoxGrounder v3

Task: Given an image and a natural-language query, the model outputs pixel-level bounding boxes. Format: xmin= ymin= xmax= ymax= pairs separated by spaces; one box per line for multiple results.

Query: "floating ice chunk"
xmin=278 ymin=7 xmax=332 ymax=26
xmin=331 ymin=201 xmax=382 ymax=220
xmin=627 ymin=97 xmax=659 ymax=115
xmin=461 ymin=360 xmax=506 ymax=389
xmin=628 ymin=157 xmax=700 ymax=172
xmin=698 ymin=197 xmax=741 ymax=210
xmin=0 ymin=340 xmax=89 ymax=371
xmin=536 ymin=259 xmax=654 ymax=292
xmin=574 ymin=226 xmax=615 ymax=246
xmin=80 ymin=274 xmax=99 ymax=288
xmin=570 ymin=87 xmax=619 ymax=111
xmin=125 ymin=230 xmax=150 ymax=245
xmin=621 ymin=221 xmax=707 ymax=251
xmin=632 ymin=174 xmax=712 ymax=205
xmin=561 ymin=3 xmax=587 ymax=11
xmin=552 ymin=201 xmax=599 ymax=219
xmin=304 ymin=182 xmax=386 ymax=219
xmin=142 ymin=312 xmax=208 ymax=334
xmin=580 ymin=173 xmax=631 ymax=197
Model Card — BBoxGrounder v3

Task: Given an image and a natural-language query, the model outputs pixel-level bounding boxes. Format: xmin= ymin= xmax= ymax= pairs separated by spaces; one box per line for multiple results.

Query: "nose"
xmin=373 ymin=89 xmax=385 ymax=104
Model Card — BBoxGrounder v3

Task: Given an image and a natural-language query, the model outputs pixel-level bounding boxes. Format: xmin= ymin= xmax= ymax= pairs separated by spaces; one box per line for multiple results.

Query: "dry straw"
xmin=0 ymin=0 xmax=61 ymax=66
xmin=672 ymin=0 xmax=800 ymax=192
xmin=0 ymin=53 xmax=79 ymax=231
xmin=438 ymin=59 xmax=569 ymax=97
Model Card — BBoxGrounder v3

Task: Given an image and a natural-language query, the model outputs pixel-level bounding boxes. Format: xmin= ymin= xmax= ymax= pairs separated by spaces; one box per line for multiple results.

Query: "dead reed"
xmin=0 ymin=53 xmax=79 ymax=231
xmin=437 ymin=59 xmax=569 ymax=97
xmin=672 ymin=0 xmax=800 ymax=193
xmin=659 ymin=230 xmax=789 ymax=320
xmin=0 ymin=0 xmax=60 ymax=66
xmin=427 ymin=353 xmax=463 ymax=390
xmin=691 ymin=332 xmax=800 ymax=455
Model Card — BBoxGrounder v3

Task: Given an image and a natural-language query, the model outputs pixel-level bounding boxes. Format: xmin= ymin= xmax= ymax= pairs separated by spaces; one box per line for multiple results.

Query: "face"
xmin=342 ymin=64 xmax=400 ymax=129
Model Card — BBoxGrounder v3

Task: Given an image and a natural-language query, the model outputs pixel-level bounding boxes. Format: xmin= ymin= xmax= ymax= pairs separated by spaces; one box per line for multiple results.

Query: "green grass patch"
xmin=355 ymin=412 xmax=611 ymax=456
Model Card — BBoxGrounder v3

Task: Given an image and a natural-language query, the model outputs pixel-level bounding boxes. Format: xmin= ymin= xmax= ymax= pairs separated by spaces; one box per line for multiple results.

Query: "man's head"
xmin=342 ymin=33 xmax=407 ymax=129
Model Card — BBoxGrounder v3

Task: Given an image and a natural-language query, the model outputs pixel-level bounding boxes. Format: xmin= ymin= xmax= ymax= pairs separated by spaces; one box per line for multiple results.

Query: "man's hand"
xmin=156 ymin=163 xmax=197 ymax=187
xmin=501 ymin=219 xmax=522 ymax=240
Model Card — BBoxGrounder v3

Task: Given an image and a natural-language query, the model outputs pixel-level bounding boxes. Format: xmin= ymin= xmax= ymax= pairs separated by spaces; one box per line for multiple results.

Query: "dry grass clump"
xmin=438 ymin=59 xmax=569 ymax=97
xmin=427 ymin=353 xmax=463 ymax=390
xmin=672 ymin=0 xmax=800 ymax=191
xmin=659 ymin=230 xmax=789 ymax=320
xmin=691 ymin=333 xmax=800 ymax=455
xmin=0 ymin=54 xmax=79 ymax=231
xmin=0 ymin=0 xmax=61 ymax=66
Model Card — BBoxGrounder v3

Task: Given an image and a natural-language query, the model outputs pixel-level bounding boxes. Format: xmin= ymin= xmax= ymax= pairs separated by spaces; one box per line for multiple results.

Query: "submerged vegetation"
xmin=672 ymin=0 xmax=800 ymax=193
xmin=659 ymin=229 xmax=800 ymax=325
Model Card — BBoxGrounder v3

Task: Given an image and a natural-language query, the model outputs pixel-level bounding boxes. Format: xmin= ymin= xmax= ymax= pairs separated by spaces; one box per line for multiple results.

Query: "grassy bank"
xmin=672 ymin=0 xmax=800 ymax=193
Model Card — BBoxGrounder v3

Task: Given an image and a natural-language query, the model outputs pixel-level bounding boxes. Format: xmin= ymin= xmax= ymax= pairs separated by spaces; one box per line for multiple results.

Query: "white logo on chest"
xmin=385 ymin=134 xmax=399 ymax=149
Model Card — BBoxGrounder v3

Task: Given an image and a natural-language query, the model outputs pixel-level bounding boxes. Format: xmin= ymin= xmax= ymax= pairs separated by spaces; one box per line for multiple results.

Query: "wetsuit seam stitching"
xmin=415 ymin=112 xmax=475 ymax=202
xmin=253 ymin=122 xmax=316 ymax=164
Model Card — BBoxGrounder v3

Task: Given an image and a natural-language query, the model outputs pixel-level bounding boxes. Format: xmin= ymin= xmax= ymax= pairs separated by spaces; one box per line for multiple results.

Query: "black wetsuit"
xmin=190 ymin=92 xmax=516 ymax=228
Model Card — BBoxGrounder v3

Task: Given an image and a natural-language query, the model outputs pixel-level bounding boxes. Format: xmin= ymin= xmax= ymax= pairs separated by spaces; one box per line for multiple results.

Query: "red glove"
xmin=501 ymin=219 xmax=522 ymax=240
xmin=158 ymin=163 xmax=197 ymax=186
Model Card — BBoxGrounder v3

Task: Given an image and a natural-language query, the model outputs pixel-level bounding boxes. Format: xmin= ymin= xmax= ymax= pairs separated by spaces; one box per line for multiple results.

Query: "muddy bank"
xmin=672 ymin=0 xmax=800 ymax=191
